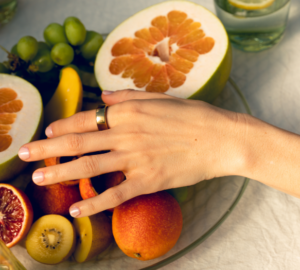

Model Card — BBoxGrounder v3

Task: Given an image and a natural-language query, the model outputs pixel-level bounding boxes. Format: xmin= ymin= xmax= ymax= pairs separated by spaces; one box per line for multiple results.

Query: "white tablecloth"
xmin=1 ymin=0 xmax=300 ymax=269
xmin=163 ymin=0 xmax=300 ymax=269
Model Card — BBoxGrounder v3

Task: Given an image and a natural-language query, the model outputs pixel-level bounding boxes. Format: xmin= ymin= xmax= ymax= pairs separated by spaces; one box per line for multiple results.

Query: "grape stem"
xmin=0 ymin=45 xmax=10 ymax=54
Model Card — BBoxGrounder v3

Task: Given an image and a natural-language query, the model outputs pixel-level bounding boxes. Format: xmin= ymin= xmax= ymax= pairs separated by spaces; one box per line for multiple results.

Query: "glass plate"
xmin=0 ymin=0 xmax=251 ymax=269
xmin=6 ymin=78 xmax=251 ymax=270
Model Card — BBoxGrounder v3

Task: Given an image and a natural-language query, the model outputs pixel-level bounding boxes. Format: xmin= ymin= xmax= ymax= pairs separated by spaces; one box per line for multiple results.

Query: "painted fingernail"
xmin=32 ymin=171 xmax=44 ymax=184
xmin=70 ymin=207 xmax=80 ymax=217
xmin=45 ymin=126 xmax=53 ymax=138
xmin=18 ymin=147 xmax=30 ymax=160
xmin=102 ymin=90 xmax=114 ymax=95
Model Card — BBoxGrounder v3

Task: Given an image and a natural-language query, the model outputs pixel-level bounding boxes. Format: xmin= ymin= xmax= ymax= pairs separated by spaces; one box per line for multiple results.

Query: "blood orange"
xmin=95 ymin=1 xmax=231 ymax=102
xmin=0 ymin=183 xmax=33 ymax=248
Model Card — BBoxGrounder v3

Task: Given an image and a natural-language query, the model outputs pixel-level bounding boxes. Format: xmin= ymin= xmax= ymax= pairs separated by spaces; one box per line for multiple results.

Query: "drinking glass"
xmin=214 ymin=0 xmax=291 ymax=52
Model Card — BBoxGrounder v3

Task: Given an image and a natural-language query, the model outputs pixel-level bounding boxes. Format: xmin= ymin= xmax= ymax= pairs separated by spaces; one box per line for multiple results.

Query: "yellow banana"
xmin=44 ymin=67 xmax=83 ymax=127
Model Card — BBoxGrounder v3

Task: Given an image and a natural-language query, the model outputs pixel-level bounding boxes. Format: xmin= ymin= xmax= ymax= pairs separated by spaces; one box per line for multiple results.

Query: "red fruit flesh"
xmin=0 ymin=186 xmax=33 ymax=247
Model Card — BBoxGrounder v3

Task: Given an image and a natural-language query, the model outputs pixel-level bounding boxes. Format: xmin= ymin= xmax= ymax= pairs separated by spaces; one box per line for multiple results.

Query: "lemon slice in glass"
xmin=228 ymin=0 xmax=275 ymax=10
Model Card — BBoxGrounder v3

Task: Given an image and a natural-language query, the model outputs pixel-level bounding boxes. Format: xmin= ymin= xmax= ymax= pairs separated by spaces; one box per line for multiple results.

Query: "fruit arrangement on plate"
xmin=0 ymin=1 xmax=232 ymax=267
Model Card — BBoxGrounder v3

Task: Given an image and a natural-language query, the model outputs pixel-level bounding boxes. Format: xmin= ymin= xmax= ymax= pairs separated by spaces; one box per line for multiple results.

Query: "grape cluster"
xmin=1 ymin=16 xmax=103 ymax=74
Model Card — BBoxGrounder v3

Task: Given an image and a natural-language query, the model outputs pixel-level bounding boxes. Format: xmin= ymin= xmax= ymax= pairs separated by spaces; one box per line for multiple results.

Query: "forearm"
xmin=239 ymin=114 xmax=300 ymax=197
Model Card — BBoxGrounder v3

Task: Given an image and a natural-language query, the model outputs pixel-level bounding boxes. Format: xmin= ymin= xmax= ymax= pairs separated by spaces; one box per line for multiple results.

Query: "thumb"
xmin=101 ymin=89 xmax=173 ymax=106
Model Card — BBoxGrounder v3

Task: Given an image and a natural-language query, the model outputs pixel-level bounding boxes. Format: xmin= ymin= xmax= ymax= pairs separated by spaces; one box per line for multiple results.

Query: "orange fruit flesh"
xmin=109 ymin=10 xmax=215 ymax=93
xmin=0 ymin=88 xmax=23 ymax=152
xmin=0 ymin=187 xmax=25 ymax=246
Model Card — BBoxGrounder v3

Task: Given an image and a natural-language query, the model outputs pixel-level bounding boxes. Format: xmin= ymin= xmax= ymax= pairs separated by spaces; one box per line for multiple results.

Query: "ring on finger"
xmin=96 ymin=104 xmax=109 ymax=130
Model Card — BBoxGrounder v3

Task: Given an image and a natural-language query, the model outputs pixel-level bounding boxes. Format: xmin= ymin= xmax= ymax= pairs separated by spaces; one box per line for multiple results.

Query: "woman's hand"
xmin=18 ymin=90 xmax=247 ymax=217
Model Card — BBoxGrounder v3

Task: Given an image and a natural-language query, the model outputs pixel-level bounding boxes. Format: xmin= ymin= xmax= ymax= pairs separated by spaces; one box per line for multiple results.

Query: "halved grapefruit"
xmin=0 ymin=74 xmax=43 ymax=182
xmin=95 ymin=1 xmax=231 ymax=102
xmin=0 ymin=183 xmax=33 ymax=247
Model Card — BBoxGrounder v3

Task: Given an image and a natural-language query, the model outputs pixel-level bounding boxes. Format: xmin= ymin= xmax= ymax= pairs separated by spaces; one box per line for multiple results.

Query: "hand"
xmin=18 ymin=90 xmax=246 ymax=217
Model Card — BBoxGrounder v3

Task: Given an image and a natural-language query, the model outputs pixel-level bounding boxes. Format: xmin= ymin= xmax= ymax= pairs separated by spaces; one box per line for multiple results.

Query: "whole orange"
xmin=112 ymin=191 xmax=183 ymax=261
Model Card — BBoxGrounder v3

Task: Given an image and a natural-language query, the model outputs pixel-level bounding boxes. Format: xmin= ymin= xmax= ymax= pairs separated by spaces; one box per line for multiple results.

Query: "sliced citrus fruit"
xmin=95 ymin=1 xmax=231 ymax=102
xmin=228 ymin=0 xmax=275 ymax=10
xmin=0 ymin=74 xmax=43 ymax=182
xmin=0 ymin=183 xmax=33 ymax=248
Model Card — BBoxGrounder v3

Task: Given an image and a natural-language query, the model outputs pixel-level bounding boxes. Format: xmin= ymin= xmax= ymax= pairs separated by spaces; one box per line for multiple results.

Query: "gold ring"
xmin=96 ymin=104 xmax=108 ymax=130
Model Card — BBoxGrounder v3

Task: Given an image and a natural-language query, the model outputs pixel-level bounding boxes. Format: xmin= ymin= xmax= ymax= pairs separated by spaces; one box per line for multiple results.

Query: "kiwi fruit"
xmin=25 ymin=214 xmax=76 ymax=264
xmin=73 ymin=212 xmax=113 ymax=262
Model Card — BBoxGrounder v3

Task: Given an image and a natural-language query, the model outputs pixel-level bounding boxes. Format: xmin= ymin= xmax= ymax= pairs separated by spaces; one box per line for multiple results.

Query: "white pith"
xmin=0 ymin=74 xmax=42 ymax=163
xmin=95 ymin=1 xmax=228 ymax=98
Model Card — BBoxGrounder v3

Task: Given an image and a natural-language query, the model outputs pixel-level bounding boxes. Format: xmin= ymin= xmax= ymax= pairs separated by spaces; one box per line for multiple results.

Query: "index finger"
xmin=46 ymin=110 xmax=98 ymax=138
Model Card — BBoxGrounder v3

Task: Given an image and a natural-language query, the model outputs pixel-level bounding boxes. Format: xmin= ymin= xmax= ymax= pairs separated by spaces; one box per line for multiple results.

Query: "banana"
xmin=44 ymin=67 xmax=83 ymax=127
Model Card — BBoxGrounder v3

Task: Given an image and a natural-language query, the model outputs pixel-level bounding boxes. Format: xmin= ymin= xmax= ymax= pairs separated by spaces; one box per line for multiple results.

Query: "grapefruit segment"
xmin=0 ymin=113 xmax=17 ymax=125
xmin=0 ymin=88 xmax=24 ymax=152
xmin=151 ymin=16 xmax=168 ymax=37
xmin=169 ymin=19 xmax=201 ymax=45
xmin=0 ymin=99 xmax=23 ymax=113
xmin=176 ymin=48 xmax=199 ymax=62
xmin=183 ymin=36 xmax=215 ymax=54
xmin=0 ymin=88 xmax=17 ymax=105
xmin=169 ymin=53 xmax=194 ymax=74
xmin=133 ymin=38 xmax=154 ymax=55
xmin=135 ymin=28 xmax=157 ymax=44
xmin=0 ymin=74 xmax=43 ymax=182
xmin=95 ymin=1 xmax=231 ymax=102
xmin=166 ymin=64 xmax=186 ymax=88
xmin=132 ymin=58 xmax=153 ymax=88
xmin=167 ymin=10 xmax=188 ymax=37
xmin=111 ymin=38 xmax=144 ymax=56
xmin=109 ymin=55 xmax=141 ymax=75
xmin=177 ymin=29 xmax=205 ymax=47
xmin=0 ymin=125 xmax=11 ymax=134
xmin=146 ymin=65 xmax=169 ymax=93
xmin=0 ymin=135 xmax=12 ymax=152
xmin=122 ymin=56 xmax=148 ymax=79
xmin=149 ymin=27 xmax=164 ymax=42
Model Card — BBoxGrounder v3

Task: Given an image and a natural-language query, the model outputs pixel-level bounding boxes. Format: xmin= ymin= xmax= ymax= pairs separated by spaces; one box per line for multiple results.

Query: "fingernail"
xmin=102 ymin=90 xmax=114 ymax=95
xmin=32 ymin=171 xmax=44 ymax=184
xmin=45 ymin=126 xmax=53 ymax=138
xmin=18 ymin=147 xmax=30 ymax=160
xmin=70 ymin=207 xmax=80 ymax=217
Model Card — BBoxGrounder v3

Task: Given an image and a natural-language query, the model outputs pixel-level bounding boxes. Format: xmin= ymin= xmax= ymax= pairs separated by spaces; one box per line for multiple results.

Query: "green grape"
xmin=31 ymin=45 xmax=54 ymax=73
xmin=0 ymin=63 xmax=10 ymax=74
xmin=51 ymin=43 xmax=74 ymax=66
xmin=44 ymin=23 xmax=68 ymax=47
xmin=59 ymin=64 xmax=80 ymax=80
xmin=11 ymin=44 xmax=19 ymax=56
xmin=17 ymin=36 xmax=38 ymax=61
xmin=37 ymin=41 xmax=50 ymax=51
xmin=64 ymin=17 xmax=86 ymax=46
xmin=79 ymin=31 xmax=103 ymax=60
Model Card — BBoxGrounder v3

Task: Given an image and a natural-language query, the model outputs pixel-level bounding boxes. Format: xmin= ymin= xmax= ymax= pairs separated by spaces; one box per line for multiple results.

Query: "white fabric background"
xmin=1 ymin=0 xmax=300 ymax=269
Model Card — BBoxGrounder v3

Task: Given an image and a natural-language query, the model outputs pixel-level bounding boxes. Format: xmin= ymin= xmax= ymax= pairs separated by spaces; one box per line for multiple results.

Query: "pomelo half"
xmin=95 ymin=1 xmax=231 ymax=102
xmin=0 ymin=74 xmax=43 ymax=182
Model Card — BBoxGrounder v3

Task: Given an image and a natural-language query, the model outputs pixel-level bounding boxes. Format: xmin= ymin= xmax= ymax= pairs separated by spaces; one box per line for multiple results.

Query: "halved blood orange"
xmin=0 ymin=183 xmax=33 ymax=248
xmin=95 ymin=1 xmax=231 ymax=102
xmin=0 ymin=74 xmax=43 ymax=182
